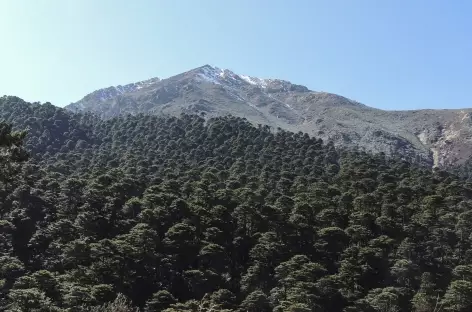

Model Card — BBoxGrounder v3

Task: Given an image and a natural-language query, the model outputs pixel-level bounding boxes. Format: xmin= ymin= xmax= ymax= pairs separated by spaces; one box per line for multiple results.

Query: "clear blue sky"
xmin=0 ymin=0 xmax=471 ymax=110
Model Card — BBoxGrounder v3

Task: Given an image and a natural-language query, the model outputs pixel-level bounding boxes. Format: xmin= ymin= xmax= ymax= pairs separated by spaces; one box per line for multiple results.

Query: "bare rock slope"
xmin=66 ymin=65 xmax=472 ymax=167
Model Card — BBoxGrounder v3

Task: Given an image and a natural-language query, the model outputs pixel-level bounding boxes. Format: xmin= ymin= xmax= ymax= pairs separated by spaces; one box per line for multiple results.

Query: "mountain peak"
xmin=66 ymin=65 xmax=314 ymax=116
xmin=193 ymin=65 xmax=244 ymax=87
xmin=63 ymin=64 xmax=472 ymax=167
xmin=192 ymin=64 xmax=310 ymax=92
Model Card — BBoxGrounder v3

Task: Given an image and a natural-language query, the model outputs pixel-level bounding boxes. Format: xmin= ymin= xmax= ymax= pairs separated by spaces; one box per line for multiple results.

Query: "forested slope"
xmin=2 ymin=95 xmax=472 ymax=311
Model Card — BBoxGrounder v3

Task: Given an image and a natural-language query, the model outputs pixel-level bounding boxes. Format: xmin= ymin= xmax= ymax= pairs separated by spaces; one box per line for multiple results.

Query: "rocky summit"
xmin=66 ymin=65 xmax=472 ymax=168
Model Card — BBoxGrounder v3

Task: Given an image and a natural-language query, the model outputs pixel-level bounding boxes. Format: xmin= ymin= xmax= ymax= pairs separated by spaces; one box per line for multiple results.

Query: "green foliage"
xmin=1 ymin=96 xmax=472 ymax=311
xmin=88 ymin=293 xmax=138 ymax=312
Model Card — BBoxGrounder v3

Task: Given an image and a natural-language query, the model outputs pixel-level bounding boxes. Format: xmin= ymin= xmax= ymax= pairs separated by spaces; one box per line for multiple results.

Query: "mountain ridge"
xmin=65 ymin=65 xmax=472 ymax=168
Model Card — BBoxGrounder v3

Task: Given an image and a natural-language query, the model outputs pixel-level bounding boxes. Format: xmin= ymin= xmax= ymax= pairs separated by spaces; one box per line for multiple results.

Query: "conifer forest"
xmin=2 ymin=96 xmax=472 ymax=311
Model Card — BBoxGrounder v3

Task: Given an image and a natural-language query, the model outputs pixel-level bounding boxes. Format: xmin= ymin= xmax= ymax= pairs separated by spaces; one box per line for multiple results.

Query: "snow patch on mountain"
xmin=197 ymin=66 xmax=223 ymax=85
xmin=84 ymin=77 xmax=162 ymax=103
xmin=240 ymin=75 xmax=269 ymax=89
xmin=197 ymin=65 xmax=246 ymax=87
xmin=197 ymin=65 xmax=298 ymax=95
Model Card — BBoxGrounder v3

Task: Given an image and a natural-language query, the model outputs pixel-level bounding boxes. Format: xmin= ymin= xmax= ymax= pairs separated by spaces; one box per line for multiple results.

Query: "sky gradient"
xmin=0 ymin=0 xmax=471 ymax=110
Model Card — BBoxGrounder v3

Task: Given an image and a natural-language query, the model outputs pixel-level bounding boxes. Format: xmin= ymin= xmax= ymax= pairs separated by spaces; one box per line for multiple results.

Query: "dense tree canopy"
xmin=1 ymin=95 xmax=472 ymax=311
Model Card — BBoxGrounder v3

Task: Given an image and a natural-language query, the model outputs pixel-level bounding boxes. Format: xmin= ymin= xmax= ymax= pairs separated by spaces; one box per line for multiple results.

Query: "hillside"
xmin=2 ymin=96 xmax=472 ymax=311
xmin=65 ymin=65 xmax=472 ymax=168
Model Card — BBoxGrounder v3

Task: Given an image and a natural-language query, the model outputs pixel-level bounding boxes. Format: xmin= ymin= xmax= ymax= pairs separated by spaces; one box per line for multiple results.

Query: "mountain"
xmin=66 ymin=65 xmax=472 ymax=167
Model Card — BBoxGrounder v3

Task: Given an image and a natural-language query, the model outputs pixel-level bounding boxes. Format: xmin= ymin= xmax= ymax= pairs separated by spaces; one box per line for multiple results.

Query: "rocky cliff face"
xmin=66 ymin=65 xmax=472 ymax=167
